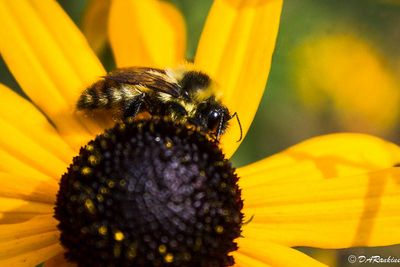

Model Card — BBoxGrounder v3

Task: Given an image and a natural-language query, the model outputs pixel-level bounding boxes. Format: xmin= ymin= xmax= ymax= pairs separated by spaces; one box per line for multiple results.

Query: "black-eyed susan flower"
xmin=0 ymin=0 xmax=400 ymax=266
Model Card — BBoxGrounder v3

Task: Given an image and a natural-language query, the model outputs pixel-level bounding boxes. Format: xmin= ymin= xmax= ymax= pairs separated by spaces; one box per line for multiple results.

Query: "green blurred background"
xmin=2 ymin=0 xmax=400 ymax=266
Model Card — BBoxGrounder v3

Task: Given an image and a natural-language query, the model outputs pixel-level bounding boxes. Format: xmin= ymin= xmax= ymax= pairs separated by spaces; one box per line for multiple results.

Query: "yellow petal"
xmin=44 ymin=253 xmax=75 ymax=267
xmin=0 ymin=197 xmax=53 ymax=215
xmin=238 ymin=133 xmax=400 ymax=188
xmin=241 ymin=168 xmax=400 ymax=248
xmin=0 ymin=118 xmax=68 ymax=179
xmin=0 ymin=84 xmax=75 ymax=163
xmin=0 ymin=214 xmax=57 ymax=241
xmin=0 ymin=213 xmax=46 ymax=225
xmin=0 ymin=172 xmax=57 ymax=204
xmin=195 ymin=0 xmax=283 ymax=157
xmin=0 ymin=0 xmax=106 ymax=149
xmin=0 ymin=149 xmax=54 ymax=183
xmin=234 ymin=252 xmax=272 ymax=267
xmin=0 ymin=243 xmax=62 ymax=267
xmin=0 ymin=215 xmax=61 ymax=266
xmin=108 ymin=0 xmax=186 ymax=68
xmin=82 ymin=0 xmax=111 ymax=54
xmin=235 ymin=239 xmax=326 ymax=267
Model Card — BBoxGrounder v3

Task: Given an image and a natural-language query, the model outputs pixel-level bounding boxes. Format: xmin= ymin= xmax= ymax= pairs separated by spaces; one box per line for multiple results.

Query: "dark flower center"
xmin=55 ymin=118 xmax=243 ymax=267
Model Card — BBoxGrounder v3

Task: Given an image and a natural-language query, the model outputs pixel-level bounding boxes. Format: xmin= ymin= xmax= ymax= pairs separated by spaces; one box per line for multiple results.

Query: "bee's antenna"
xmin=230 ymin=112 xmax=243 ymax=142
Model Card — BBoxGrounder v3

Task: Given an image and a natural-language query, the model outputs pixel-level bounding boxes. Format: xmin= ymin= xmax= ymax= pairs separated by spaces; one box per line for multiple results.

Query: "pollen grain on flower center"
xmin=54 ymin=118 xmax=244 ymax=267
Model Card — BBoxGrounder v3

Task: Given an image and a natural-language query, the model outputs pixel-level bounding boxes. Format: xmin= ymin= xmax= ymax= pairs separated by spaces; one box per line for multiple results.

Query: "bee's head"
xmin=192 ymin=98 xmax=230 ymax=139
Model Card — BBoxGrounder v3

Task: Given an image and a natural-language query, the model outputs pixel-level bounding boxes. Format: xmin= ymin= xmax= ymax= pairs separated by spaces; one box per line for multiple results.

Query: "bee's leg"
xmin=215 ymin=119 xmax=224 ymax=142
xmin=123 ymin=94 xmax=145 ymax=119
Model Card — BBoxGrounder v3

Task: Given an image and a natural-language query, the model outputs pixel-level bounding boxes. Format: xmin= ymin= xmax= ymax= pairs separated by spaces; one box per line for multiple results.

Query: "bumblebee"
xmin=77 ymin=67 xmax=241 ymax=141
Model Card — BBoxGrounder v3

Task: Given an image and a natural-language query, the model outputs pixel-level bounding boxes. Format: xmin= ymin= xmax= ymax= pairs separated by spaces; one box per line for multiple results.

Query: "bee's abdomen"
xmin=77 ymin=81 xmax=120 ymax=110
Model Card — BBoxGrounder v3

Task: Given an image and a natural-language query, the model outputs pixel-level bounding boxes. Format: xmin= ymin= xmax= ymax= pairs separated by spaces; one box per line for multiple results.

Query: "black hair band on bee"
xmin=229 ymin=112 xmax=242 ymax=142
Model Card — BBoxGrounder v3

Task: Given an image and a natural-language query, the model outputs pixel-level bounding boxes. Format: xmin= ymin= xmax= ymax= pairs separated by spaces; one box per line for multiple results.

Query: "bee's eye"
xmin=207 ymin=111 xmax=221 ymax=132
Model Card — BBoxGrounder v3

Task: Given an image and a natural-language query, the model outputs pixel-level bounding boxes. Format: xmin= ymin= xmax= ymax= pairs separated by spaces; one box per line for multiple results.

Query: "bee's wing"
xmin=104 ymin=67 xmax=180 ymax=97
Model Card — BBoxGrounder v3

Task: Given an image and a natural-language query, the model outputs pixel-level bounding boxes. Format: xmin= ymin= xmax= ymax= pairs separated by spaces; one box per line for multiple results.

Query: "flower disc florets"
xmin=55 ymin=118 xmax=243 ymax=267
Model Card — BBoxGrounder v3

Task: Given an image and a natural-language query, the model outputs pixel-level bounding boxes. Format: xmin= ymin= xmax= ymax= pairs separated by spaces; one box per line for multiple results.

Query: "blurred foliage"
xmin=2 ymin=1 xmax=400 ymax=266
xmin=168 ymin=0 xmax=213 ymax=60
xmin=235 ymin=0 xmax=400 ymax=167
xmin=294 ymin=33 xmax=399 ymax=136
